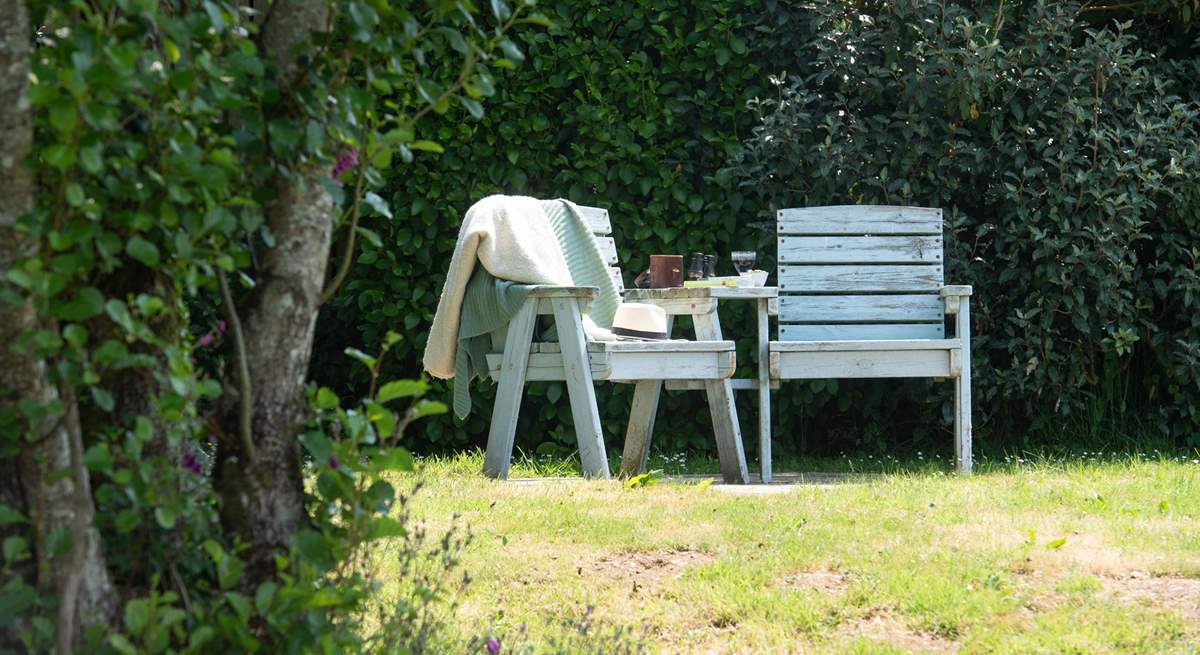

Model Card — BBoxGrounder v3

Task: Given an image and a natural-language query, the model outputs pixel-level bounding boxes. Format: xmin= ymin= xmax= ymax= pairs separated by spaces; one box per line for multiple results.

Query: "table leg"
xmin=692 ymin=311 xmax=749 ymax=484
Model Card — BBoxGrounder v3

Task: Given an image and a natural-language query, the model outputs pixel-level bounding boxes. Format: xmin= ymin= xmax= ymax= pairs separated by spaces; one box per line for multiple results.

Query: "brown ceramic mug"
xmin=649 ymin=254 xmax=684 ymax=288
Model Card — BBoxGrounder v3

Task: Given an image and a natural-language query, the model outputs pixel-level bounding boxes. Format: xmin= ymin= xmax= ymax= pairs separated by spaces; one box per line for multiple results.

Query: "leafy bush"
xmin=316 ymin=0 xmax=813 ymax=455
xmin=2 ymin=0 xmax=543 ymax=650
xmin=736 ymin=0 xmax=1200 ymax=444
xmin=317 ymin=0 xmax=1200 ymax=458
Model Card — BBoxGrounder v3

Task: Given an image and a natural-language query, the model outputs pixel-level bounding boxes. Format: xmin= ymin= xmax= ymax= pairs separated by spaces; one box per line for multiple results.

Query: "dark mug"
xmin=649 ymin=255 xmax=684 ymax=288
xmin=703 ymin=254 xmax=717 ymax=279
xmin=687 ymin=252 xmax=706 ymax=281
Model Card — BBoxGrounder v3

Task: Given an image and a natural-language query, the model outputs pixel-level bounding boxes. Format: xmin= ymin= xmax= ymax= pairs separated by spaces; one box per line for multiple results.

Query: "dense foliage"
xmin=736 ymin=1 xmax=1200 ymax=445
xmin=2 ymin=0 xmax=539 ymax=651
xmin=316 ymin=0 xmax=814 ymax=455
xmin=317 ymin=0 xmax=1200 ymax=459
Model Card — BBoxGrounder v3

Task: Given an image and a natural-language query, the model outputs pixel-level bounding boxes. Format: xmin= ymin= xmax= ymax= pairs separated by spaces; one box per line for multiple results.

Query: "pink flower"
xmin=197 ymin=332 xmax=215 ymax=348
xmin=331 ymin=147 xmax=359 ymax=178
xmin=217 ymin=320 xmax=227 ymax=333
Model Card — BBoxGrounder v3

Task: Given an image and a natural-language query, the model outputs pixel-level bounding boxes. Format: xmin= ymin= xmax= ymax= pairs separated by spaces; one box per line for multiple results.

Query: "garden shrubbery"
xmin=318 ymin=0 xmax=1200 ymax=456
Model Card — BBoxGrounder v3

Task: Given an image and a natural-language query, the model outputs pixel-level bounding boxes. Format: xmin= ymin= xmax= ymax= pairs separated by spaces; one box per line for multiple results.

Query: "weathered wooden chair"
xmin=769 ymin=205 xmax=973 ymax=476
xmin=483 ymin=205 xmax=749 ymax=483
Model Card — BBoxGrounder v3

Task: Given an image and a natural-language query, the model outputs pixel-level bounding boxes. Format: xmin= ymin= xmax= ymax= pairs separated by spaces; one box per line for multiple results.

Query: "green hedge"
xmin=736 ymin=1 xmax=1200 ymax=446
xmin=314 ymin=0 xmax=1200 ymax=458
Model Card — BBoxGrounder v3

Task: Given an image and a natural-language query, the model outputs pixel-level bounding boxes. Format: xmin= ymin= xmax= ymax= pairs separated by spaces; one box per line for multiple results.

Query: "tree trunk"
xmin=0 ymin=0 xmax=116 ymax=650
xmin=213 ymin=0 xmax=333 ymax=580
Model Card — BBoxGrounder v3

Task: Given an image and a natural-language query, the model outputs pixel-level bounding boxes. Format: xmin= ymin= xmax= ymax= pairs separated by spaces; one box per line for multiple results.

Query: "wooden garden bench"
xmin=767 ymin=205 xmax=973 ymax=478
xmin=482 ymin=205 xmax=750 ymax=483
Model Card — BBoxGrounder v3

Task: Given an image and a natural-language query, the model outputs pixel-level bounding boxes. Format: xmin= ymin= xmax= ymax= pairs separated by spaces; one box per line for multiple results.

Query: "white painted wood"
xmin=483 ymin=302 xmax=538 ymax=479
xmin=939 ymin=285 xmax=973 ymax=297
xmin=608 ymin=266 xmax=625 ymax=293
xmin=756 ymin=296 xmax=772 ymax=484
xmin=577 ymin=205 xmax=612 ymax=235
xmin=618 ymin=316 xmax=673 ymax=479
xmin=778 ymin=236 xmax=943 ymax=264
xmin=629 ymin=296 xmax=716 ymax=316
xmin=770 ymin=338 xmax=961 ymax=352
xmin=954 ymin=296 xmax=972 ymax=474
xmin=624 ymin=287 xmax=779 ymax=301
xmin=665 ymin=379 xmax=760 ymax=391
xmin=778 ymin=265 xmax=944 ymax=293
xmin=606 ymin=340 xmax=734 ymax=353
xmin=779 ymin=323 xmax=944 ymax=341
xmin=551 ymin=297 xmax=610 ymax=479
xmin=607 ymin=350 xmax=734 ymax=381
xmin=771 ymin=348 xmax=954 ymax=379
xmin=596 ymin=236 xmax=618 ymax=266
xmin=485 ymin=352 xmax=610 ymax=382
xmin=620 ymin=380 xmax=662 ymax=478
xmin=779 ymin=294 xmax=944 ymax=323
xmin=777 ymin=206 xmax=942 ymax=235
xmin=940 ymin=285 xmax=973 ymax=315
xmin=692 ymin=312 xmax=749 ymax=484
xmin=528 ymin=286 xmax=600 ymax=299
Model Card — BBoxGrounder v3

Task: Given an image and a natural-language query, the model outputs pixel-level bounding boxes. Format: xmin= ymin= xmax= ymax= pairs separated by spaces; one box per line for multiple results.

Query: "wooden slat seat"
xmin=768 ymin=205 xmax=973 ymax=475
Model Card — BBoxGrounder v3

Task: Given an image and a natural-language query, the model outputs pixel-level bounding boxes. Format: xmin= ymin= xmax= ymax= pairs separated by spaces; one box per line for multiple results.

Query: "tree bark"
xmin=213 ymin=0 xmax=333 ymax=580
xmin=0 ymin=0 xmax=116 ymax=650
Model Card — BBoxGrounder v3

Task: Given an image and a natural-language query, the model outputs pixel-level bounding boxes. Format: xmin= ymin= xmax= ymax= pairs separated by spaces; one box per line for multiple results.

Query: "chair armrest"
xmin=527 ymin=286 xmax=600 ymax=299
xmin=940 ymin=285 xmax=972 ymax=316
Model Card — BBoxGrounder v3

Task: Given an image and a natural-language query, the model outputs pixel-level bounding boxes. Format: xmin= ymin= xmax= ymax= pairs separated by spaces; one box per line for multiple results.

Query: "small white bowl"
xmin=738 ymin=270 xmax=769 ymax=287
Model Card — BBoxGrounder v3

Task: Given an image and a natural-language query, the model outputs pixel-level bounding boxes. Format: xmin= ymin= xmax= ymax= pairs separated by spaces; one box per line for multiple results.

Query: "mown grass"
xmin=373 ymin=451 xmax=1200 ymax=653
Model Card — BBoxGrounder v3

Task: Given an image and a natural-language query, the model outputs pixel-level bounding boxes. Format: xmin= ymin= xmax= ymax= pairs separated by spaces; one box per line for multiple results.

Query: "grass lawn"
xmin=375 ymin=451 xmax=1200 ymax=653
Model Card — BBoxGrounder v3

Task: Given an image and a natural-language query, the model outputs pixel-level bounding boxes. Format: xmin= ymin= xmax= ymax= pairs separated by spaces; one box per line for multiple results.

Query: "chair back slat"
xmin=778 ymin=294 xmax=944 ymax=323
xmin=577 ymin=205 xmax=612 ymax=236
xmin=576 ymin=205 xmax=624 ymax=293
xmin=778 ymin=235 xmax=942 ymax=264
xmin=776 ymin=206 xmax=945 ymax=342
xmin=777 ymin=205 xmax=941 ymax=235
xmin=780 ymin=324 xmax=945 ymax=341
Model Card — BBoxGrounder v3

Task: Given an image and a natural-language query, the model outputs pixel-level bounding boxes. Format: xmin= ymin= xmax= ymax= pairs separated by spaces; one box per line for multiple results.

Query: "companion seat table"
xmin=621 ymin=286 xmax=777 ymax=481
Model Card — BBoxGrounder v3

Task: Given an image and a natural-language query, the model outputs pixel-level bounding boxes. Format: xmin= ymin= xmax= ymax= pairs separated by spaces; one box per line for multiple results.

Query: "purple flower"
xmin=485 ymin=637 xmax=500 ymax=655
xmin=328 ymin=454 xmax=340 ymax=470
xmin=197 ymin=332 xmax=215 ymax=348
xmin=181 ymin=444 xmax=203 ymax=475
xmin=207 ymin=433 xmax=218 ymax=444
xmin=331 ymin=147 xmax=359 ymax=178
xmin=217 ymin=320 xmax=227 ymax=333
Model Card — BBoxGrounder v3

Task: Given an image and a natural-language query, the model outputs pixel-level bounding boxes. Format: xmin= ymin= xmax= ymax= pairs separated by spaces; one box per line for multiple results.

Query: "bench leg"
xmin=620 ymin=380 xmax=661 ymax=478
xmin=693 ymin=312 xmax=749 ymax=484
xmin=954 ymin=354 xmax=973 ymax=474
xmin=484 ymin=302 xmax=538 ymax=479
xmin=954 ymin=299 xmax=973 ymax=474
xmin=757 ymin=297 xmax=772 ymax=483
xmin=551 ymin=298 xmax=610 ymax=479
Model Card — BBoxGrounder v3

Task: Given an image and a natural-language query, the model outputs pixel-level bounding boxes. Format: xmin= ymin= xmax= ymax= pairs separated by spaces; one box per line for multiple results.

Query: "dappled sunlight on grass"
xmin=377 ymin=452 xmax=1200 ymax=653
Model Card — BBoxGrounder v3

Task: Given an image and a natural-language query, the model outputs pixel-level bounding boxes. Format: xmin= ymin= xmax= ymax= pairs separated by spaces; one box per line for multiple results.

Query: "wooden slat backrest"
xmin=776 ymin=206 xmax=945 ymax=341
xmin=576 ymin=204 xmax=624 ymax=293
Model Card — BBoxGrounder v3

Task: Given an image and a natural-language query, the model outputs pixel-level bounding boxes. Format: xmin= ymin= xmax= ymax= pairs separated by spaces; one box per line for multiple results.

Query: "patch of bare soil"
xmin=782 ymin=569 xmax=850 ymax=594
xmin=838 ymin=609 xmax=959 ymax=654
xmin=584 ymin=548 xmax=714 ymax=589
xmin=1103 ymin=573 xmax=1200 ymax=626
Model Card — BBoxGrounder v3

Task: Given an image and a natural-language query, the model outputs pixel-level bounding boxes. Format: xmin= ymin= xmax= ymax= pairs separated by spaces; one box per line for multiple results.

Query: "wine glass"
xmin=731 ymin=250 xmax=756 ymax=274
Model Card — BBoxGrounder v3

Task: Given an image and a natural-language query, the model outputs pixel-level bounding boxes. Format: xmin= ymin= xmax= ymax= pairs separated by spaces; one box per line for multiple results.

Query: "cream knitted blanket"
xmin=423 ymin=195 xmax=573 ymax=379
